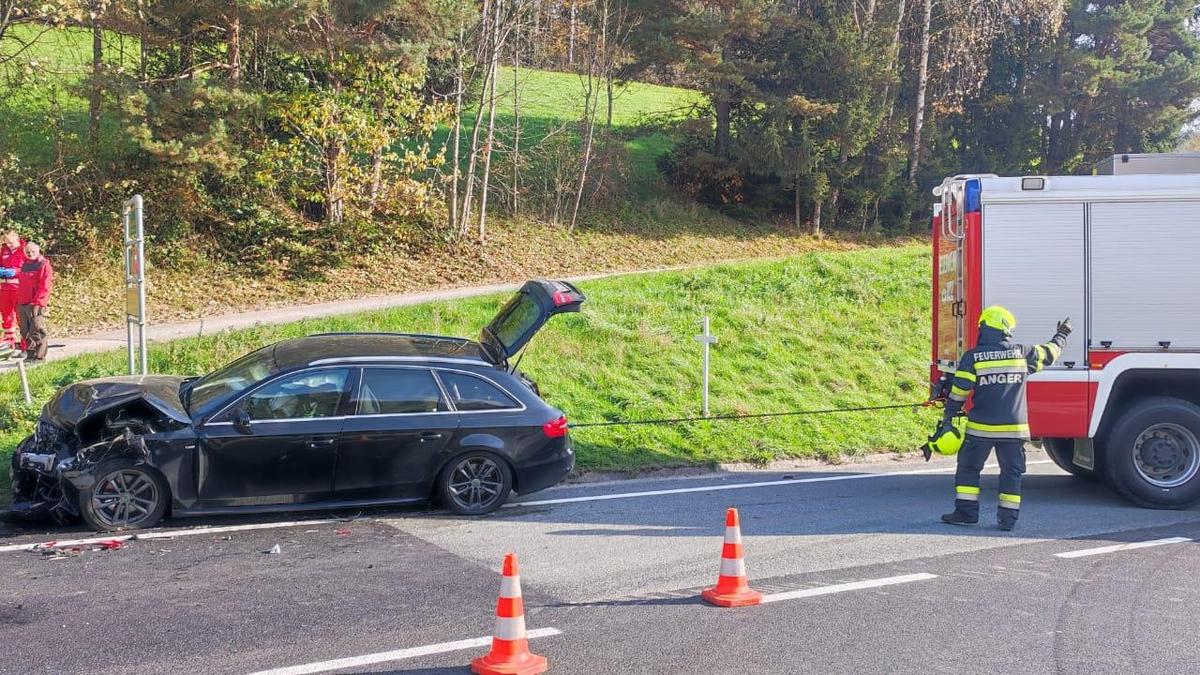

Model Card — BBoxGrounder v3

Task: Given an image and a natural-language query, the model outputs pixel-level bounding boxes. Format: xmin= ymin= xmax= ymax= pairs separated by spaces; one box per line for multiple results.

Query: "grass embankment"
xmin=0 ymin=246 xmax=934 ymax=497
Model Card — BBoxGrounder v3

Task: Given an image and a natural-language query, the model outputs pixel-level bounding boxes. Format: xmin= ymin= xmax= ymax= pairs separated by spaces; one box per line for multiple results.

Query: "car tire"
xmin=437 ymin=451 xmax=513 ymax=516
xmin=1101 ymin=397 xmax=1200 ymax=509
xmin=1043 ymin=438 xmax=1096 ymax=480
xmin=78 ymin=459 xmax=170 ymax=531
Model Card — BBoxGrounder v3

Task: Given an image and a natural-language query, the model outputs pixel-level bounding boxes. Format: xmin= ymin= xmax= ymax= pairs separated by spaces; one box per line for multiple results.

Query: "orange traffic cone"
xmin=472 ymin=553 xmax=549 ymax=675
xmin=701 ymin=507 xmax=763 ymax=607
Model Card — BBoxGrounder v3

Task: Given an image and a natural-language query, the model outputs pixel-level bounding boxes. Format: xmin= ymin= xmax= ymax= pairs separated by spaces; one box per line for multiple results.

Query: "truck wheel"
xmin=1102 ymin=397 xmax=1200 ymax=509
xmin=1043 ymin=438 xmax=1096 ymax=480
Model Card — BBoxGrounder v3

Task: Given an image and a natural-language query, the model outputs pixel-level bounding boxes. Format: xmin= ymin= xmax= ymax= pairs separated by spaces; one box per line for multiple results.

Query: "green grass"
xmin=0 ymin=247 xmax=936 ymax=498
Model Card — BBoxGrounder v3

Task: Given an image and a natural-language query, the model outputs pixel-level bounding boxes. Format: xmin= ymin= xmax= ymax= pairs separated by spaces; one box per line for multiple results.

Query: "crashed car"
xmin=8 ymin=280 xmax=584 ymax=531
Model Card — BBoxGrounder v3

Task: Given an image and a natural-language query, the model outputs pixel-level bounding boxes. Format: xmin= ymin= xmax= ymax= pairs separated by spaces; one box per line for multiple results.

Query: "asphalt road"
xmin=2 ymin=449 xmax=1199 ymax=674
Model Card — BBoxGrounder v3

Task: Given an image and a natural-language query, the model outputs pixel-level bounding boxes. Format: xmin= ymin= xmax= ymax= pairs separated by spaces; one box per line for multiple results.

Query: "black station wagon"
xmin=8 ymin=280 xmax=585 ymax=531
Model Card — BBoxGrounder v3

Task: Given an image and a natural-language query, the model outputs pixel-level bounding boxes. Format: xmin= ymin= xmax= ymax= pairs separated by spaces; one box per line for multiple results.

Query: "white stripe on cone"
xmin=493 ymin=615 xmax=528 ymax=641
xmin=499 ymin=576 xmax=522 ymax=598
xmin=724 ymin=526 xmax=742 ymax=543
xmin=719 ymin=557 xmax=746 ymax=577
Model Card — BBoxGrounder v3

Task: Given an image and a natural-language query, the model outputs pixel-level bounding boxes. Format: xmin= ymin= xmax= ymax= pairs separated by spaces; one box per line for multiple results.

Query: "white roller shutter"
xmin=1090 ymin=201 xmax=1200 ymax=349
xmin=981 ymin=202 xmax=1087 ymax=367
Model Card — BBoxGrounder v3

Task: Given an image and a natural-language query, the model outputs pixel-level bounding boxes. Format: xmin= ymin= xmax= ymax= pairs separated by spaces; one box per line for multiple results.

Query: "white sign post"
xmin=694 ymin=315 xmax=717 ymax=417
xmin=123 ymin=195 xmax=148 ymax=375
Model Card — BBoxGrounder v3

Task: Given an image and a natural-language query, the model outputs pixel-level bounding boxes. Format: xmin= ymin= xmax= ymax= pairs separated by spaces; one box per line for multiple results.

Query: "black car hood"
xmin=46 ymin=375 xmax=191 ymax=428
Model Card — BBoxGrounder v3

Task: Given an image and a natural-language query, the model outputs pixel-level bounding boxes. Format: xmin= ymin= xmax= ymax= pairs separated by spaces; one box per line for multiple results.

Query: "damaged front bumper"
xmin=7 ymin=420 xmax=148 ymax=524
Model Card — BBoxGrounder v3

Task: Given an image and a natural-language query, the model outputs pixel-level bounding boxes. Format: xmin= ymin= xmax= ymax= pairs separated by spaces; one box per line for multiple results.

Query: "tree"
xmin=624 ymin=0 xmax=771 ymax=158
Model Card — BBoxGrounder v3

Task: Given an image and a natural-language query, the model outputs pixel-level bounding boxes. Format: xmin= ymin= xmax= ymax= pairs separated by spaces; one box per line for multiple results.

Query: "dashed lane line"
xmin=246 ymin=627 xmax=563 ymax=675
xmin=1053 ymin=536 xmax=1193 ymax=559
xmin=0 ymin=518 xmax=346 ymax=553
xmin=760 ymin=573 xmax=939 ymax=604
xmin=507 ymin=461 xmax=1054 ymax=508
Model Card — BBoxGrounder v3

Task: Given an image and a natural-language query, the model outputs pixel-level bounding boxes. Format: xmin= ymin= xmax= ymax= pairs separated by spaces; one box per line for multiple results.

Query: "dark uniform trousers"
xmin=954 ymin=436 xmax=1026 ymax=527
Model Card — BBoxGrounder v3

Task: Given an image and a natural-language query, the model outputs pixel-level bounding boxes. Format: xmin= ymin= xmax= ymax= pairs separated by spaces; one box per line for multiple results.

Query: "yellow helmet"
xmin=926 ymin=417 xmax=966 ymax=457
xmin=979 ymin=305 xmax=1017 ymax=333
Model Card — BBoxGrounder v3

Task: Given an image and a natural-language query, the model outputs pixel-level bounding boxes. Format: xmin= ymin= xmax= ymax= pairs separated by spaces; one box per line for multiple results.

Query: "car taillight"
xmin=551 ymin=290 xmax=573 ymax=306
xmin=543 ymin=415 xmax=568 ymax=438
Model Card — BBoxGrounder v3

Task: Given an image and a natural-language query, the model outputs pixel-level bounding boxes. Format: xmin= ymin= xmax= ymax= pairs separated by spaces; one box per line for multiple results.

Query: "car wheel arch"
xmin=433 ymin=447 xmax=520 ymax=497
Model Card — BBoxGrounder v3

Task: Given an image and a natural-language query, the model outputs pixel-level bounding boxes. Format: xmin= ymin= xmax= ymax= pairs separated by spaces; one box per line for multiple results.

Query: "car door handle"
xmin=308 ymin=438 xmax=336 ymax=448
xmin=420 ymin=432 xmax=445 ymax=441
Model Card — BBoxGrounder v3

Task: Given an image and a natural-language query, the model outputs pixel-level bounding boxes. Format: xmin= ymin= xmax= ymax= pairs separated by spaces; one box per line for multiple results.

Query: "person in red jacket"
xmin=0 ymin=230 xmax=25 ymax=349
xmin=17 ymin=242 xmax=53 ymax=361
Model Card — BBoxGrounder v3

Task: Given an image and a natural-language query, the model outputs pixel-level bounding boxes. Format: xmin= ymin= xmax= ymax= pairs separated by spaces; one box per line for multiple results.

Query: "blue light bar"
xmin=964 ymin=178 xmax=981 ymax=213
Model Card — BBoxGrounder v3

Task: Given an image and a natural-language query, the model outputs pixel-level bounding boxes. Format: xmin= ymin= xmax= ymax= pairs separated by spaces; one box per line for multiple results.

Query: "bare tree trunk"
xmin=812 ymin=199 xmax=822 ymax=237
xmin=512 ymin=35 xmax=521 ymax=216
xmin=714 ymin=95 xmax=731 ymax=157
xmin=570 ymin=0 xmax=608 ymax=232
xmin=568 ymin=0 xmax=576 ymax=67
xmin=448 ymin=29 xmax=465 ymax=231
xmin=794 ymin=170 xmax=802 ymax=231
xmin=368 ymin=101 xmax=383 ymax=209
xmin=459 ymin=0 xmax=496 ymax=236
xmin=907 ymin=0 xmax=933 ymax=187
xmin=88 ymin=0 xmax=102 ymax=146
xmin=477 ymin=0 xmax=503 ymax=241
xmin=226 ymin=0 xmax=241 ymax=82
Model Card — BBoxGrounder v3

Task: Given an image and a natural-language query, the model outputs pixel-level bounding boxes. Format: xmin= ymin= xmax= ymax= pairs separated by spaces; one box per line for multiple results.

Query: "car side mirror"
xmin=233 ymin=408 xmax=253 ymax=435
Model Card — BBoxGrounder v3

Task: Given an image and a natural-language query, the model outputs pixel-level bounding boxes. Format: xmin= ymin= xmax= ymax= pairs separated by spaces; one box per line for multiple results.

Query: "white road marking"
xmin=0 ymin=518 xmax=346 ymax=553
xmin=247 ymin=627 xmax=563 ymax=675
xmin=759 ymin=573 xmax=939 ymax=604
xmin=1053 ymin=536 xmax=1192 ymax=559
xmin=508 ymin=461 xmax=1054 ymax=507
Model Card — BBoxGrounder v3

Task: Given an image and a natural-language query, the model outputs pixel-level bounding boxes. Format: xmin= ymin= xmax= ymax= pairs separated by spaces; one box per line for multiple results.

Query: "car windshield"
xmin=186 ymin=348 xmax=278 ymax=414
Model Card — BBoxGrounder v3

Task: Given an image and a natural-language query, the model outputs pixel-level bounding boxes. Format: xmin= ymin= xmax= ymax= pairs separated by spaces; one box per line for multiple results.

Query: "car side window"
xmin=357 ymin=368 xmax=448 ymax=415
xmin=439 ymin=371 xmax=520 ymax=412
xmin=242 ymin=369 xmax=350 ymax=421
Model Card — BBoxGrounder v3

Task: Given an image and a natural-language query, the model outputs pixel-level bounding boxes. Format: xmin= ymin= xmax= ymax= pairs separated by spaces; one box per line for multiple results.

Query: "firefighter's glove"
xmin=1056 ymin=317 xmax=1072 ymax=339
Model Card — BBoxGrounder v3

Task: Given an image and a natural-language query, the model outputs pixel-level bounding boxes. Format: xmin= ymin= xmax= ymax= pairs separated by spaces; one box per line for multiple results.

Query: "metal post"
xmin=134 ymin=195 xmax=147 ymax=375
xmin=694 ymin=315 xmax=717 ymax=417
xmin=123 ymin=195 xmax=148 ymax=376
xmin=124 ymin=201 xmax=135 ymax=375
xmin=16 ymin=357 xmax=31 ymax=405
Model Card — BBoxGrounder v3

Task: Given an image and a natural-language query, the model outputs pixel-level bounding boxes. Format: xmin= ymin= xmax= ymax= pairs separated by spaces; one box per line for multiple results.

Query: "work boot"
xmin=997 ymin=509 xmax=1019 ymax=532
xmin=941 ymin=498 xmax=979 ymax=525
xmin=941 ymin=510 xmax=978 ymax=526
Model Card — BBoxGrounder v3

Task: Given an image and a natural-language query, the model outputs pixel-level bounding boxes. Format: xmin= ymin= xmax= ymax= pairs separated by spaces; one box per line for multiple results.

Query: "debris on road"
xmin=336 ymin=528 xmax=351 ymax=537
xmin=265 ymin=544 xmax=282 ymax=555
xmin=97 ymin=540 xmax=124 ymax=551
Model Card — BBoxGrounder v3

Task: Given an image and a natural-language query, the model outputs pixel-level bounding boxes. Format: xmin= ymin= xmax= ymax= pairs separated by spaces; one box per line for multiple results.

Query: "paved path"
xmin=2 ymin=449 xmax=1198 ymax=674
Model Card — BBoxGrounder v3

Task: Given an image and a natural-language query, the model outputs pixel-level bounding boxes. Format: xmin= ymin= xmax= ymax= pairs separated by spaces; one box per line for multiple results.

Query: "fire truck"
xmin=931 ymin=154 xmax=1200 ymax=509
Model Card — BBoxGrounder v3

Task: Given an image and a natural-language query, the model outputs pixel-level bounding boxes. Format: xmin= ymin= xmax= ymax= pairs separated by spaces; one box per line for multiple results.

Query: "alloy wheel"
xmin=91 ymin=468 xmax=161 ymax=528
xmin=447 ymin=456 xmax=505 ymax=511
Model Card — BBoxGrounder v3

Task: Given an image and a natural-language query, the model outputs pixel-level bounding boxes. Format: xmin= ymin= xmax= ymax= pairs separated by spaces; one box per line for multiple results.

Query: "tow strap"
xmin=569 ymin=401 xmax=941 ymax=429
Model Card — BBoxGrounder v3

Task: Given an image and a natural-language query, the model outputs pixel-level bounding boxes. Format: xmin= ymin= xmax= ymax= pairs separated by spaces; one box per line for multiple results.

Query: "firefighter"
xmin=0 ymin=230 xmax=24 ymax=350
xmin=938 ymin=306 xmax=1071 ymax=531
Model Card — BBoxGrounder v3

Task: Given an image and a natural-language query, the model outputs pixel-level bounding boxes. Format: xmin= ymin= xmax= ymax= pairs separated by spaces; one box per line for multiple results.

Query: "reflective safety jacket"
xmin=942 ymin=325 xmax=1068 ymax=440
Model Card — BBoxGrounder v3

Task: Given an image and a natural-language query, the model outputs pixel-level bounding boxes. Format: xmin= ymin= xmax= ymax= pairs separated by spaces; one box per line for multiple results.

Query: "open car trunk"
xmin=479 ymin=280 xmax=585 ymax=366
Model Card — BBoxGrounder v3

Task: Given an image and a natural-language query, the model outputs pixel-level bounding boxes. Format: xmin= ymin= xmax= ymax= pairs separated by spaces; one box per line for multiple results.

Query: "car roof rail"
xmin=306 ymin=332 xmax=471 ymax=343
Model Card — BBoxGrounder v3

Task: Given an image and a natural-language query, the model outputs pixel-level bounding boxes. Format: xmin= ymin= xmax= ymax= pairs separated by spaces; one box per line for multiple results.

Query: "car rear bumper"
xmin=515 ymin=439 xmax=574 ymax=495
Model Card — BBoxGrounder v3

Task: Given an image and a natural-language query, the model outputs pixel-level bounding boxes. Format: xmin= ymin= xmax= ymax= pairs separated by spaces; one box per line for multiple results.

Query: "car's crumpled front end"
xmin=9 ymin=419 xmax=84 ymax=523
xmin=6 ymin=376 xmax=188 ymax=524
